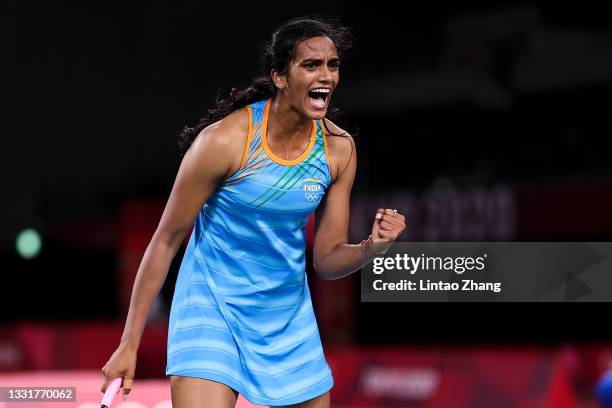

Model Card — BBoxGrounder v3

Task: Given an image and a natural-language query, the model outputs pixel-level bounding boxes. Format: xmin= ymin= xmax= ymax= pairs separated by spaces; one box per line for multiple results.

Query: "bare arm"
xmin=101 ymin=108 xmax=247 ymax=393
xmin=120 ymin=110 xmax=246 ymax=349
xmin=312 ymin=132 xmax=360 ymax=280
xmin=313 ymin=120 xmax=405 ymax=280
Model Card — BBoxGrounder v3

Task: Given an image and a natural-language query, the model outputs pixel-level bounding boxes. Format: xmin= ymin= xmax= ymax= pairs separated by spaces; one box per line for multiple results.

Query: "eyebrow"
xmin=300 ymin=57 xmax=340 ymax=64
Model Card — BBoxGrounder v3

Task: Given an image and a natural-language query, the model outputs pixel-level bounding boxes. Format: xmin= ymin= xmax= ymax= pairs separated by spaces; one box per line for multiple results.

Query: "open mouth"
xmin=308 ymin=88 xmax=330 ymax=108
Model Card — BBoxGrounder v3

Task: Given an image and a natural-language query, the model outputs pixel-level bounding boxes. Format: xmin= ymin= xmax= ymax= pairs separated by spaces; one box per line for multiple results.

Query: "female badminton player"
xmin=101 ymin=16 xmax=405 ymax=408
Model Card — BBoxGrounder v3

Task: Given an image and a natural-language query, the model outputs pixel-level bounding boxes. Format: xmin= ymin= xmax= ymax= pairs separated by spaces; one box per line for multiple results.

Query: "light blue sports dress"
xmin=166 ymin=99 xmax=334 ymax=406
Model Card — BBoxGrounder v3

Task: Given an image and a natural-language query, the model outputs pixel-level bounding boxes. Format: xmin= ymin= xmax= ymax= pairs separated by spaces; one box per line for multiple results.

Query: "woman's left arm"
xmin=313 ymin=134 xmax=406 ymax=280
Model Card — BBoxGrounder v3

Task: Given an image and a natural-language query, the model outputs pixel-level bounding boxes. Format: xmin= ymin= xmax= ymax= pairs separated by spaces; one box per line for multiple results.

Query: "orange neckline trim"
xmin=262 ymin=99 xmax=317 ymax=166
xmin=240 ymin=105 xmax=254 ymax=168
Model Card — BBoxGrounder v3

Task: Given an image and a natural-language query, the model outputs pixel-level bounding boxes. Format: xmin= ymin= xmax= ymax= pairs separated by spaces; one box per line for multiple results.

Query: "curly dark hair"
xmin=177 ymin=15 xmax=355 ymax=156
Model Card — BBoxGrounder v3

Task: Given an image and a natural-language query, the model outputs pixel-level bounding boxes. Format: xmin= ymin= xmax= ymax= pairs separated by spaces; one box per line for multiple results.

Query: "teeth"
xmin=310 ymin=88 xmax=330 ymax=94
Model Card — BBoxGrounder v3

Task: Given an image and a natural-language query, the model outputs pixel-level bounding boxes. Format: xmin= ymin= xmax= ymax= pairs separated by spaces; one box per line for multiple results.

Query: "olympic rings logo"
xmin=304 ymin=192 xmax=320 ymax=201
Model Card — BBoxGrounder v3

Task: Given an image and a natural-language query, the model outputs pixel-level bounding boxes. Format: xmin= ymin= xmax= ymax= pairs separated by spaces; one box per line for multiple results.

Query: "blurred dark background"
xmin=5 ymin=0 xmax=612 ymax=346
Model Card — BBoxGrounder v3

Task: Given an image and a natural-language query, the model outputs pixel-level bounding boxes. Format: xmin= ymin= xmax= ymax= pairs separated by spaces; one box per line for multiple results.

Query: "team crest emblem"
xmin=302 ymin=178 xmax=323 ymax=202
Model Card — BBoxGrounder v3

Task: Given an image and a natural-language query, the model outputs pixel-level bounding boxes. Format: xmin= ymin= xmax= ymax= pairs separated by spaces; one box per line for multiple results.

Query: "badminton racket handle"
xmin=101 ymin=377 xmax=122 ymax=408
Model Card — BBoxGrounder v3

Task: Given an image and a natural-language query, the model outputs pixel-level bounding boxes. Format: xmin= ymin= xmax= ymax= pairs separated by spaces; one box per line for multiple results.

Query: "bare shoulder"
xmin=322 ymin=118 xmax=356 ymax=182
xmin=187 ymin=107 xmax=249 ymax=177
xmin=190 ymin=107 xmax=248 ymax=154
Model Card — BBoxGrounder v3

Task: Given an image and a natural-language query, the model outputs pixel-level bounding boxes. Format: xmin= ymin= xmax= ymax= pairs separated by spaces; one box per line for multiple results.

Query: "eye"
xmin=304 ymin=62 xmax=318 ymax=69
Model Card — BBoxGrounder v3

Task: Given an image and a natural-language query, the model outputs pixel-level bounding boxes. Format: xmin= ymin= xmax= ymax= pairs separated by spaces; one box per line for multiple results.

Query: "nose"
xmin=318 ymin=64 xmax=333 ymax=83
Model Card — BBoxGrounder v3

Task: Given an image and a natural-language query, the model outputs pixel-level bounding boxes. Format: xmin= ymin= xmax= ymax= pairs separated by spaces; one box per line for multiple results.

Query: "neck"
xmin=267 ymin=97 xmax=312 ymax=142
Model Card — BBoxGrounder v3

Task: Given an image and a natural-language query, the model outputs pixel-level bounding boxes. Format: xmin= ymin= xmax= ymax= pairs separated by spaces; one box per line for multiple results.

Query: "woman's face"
xmin=278 ymin=36 xmax=340 ymax=120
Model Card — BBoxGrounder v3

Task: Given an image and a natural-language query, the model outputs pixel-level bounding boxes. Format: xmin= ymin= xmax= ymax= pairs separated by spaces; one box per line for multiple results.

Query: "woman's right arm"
xmin=101 ymin=108 xmax=247 ymax=395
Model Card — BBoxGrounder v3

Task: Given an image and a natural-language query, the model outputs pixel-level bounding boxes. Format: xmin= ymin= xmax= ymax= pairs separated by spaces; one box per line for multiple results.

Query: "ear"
xmin=271 ymin=70 xmax=286 ymax=89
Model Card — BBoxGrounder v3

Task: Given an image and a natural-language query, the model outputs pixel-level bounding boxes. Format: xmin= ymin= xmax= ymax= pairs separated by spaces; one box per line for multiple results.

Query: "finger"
xmin=101 ymin=375 xmax=114 ymax=393
xmin=371 ymin=208 xmax=384 ymax=238
xmin=122 ymin=376 xmax=134 ymax=399
xmin=100 ymin=368 xmax=106 ymax=393
xmin=122 ymin=377 xmax=134 ymax=391
xmin=384 ymin=208 xmax=403 ymax=219
xmin=380 ymin=215 xmax=404 ymax=227
xmin=378 ymin=229 xmax=398 ymax=240
xmin=382 ymin=209 xmax=405 ymax=222
xmin=379 ymin=220 xmax=398 ymax=231
xmin=384 ymin=213 xmax=406 ymax=228
xmin=382 ymin=215 xmax=406 ymax=228
xmin=381 ymin=210 xmax=404 ymax=225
